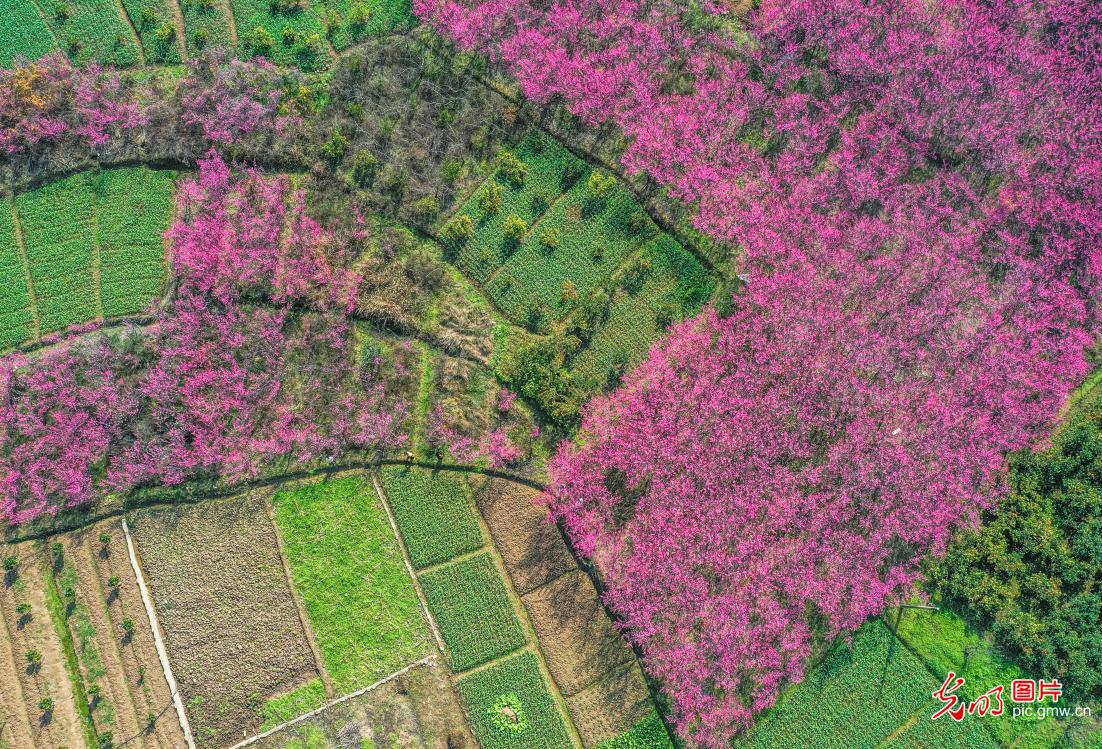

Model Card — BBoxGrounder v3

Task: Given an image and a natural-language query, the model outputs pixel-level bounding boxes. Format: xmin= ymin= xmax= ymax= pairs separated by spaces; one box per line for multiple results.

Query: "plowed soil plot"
xmin=58 ymin=522 xmax=187 ymax=749
xmin=0 ymin=542 xmax=86 ymax=749
xmin=130 ymin=492 xmax=319 ymax=748
xmin=469 ymin=477 xmax=577 ymax=595
xmin=254 ymin=659 xmax=474 ymax=749
xmin=521 ymin=571 xmax=633 ymax=697
xmin=565 ymin=662 xmax=653 ymax=748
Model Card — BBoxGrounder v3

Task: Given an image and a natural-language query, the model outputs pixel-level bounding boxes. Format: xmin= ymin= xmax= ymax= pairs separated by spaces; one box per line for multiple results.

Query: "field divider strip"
xmin=121 ymin=517 xmax=197 ymax=749
xmin=112 ymin=0 xmax=147 ymax=66
xmin=9 ymin=200 xmax=41 ymax=341
xmin=370 ymin=472 xmax=448 ymax=653
xmin=263 ymin=496 xmax=336 ymax=697
xmin=227 ymin=654 xmax=438 ymax=749
xmin=413 ymin=545 xmax=490 ymax=577
xmin=449 ymin=643 xmax=530 ymax=679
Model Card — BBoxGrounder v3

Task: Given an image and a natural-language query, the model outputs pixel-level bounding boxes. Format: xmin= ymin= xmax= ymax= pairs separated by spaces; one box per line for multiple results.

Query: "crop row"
xmin=39 ymin=0 xmax=142 ymax=66
xmin=0 ymin=0 xmax=60 ymax=67
xmin=420 ymin=552 xmax=527 ymax=672
xmin=380 ymin=465 xmax=485 ymax=570
xmin=457 ymin=651 xmax=575 ymax=749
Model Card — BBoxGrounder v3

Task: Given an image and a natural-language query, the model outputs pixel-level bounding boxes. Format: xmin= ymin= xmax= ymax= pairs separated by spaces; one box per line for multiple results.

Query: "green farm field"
xmin=272 ymin=474 xmax=434 ymax=693
xmin=6 ymin=167 xmax=175 ymax=348
xmin=40 ymin=0 xmax=142 ymax=66
xmin=420 ymin=552 xmax=527 ymax=672
xmin=0 ymin=0 xmax=60 ymax=67
xmin=379 ymin=465 xmax=485 ymax=569
xmin=179 ymin=0 xmax=235 ymax=57
xmin=457 ymin=651 xmax=575 ymax=749
xmin=732 ymin=619 xmax=997 ymax=749
xmin=119 ymin=0 xmax=184 ymax=63
xmin=234 ymin=0 xmax=329 ymax=70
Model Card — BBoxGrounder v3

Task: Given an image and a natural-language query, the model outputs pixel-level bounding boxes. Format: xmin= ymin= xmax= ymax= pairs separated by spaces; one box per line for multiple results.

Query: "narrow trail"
xmin=9 ymin=201 xmax=41 ymax=342
xmin=114 ymin=0 xmax=148 ymax=67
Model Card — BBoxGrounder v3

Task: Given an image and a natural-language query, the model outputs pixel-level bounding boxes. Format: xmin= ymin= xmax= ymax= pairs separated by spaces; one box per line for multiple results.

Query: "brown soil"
xmin=0 ymin=561 xmax=36 ymax=749
xmin=129 ymin=491 xmax=318 ymax=749
xmin=0 ymin=542 xmax=85 ymax=749
xmin=255 ymin=658 xmax=473 ymax=749
xmin=72 ymin=520 xmax=189 ymax=749
xmin=566 ymin=662 xmax=653 ymax=748
xmin=520 ymin=571 xmax=633 ymax=696
xmin=470 ymin=477 xmax=577 ymax=595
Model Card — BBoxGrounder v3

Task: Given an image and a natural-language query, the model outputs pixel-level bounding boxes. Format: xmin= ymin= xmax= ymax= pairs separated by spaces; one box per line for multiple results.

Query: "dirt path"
xmin=121 ymin=518 xmax=197 ymax=749
xmin=0 ymin=543 xmax=86 ymax=748
xmin=9 ymin=201 xmax=41 ymax=342
xmin=167 ymin=0 xmax=188 ymax=61
xmin=90 ymin=520 xmax=189 ymax=749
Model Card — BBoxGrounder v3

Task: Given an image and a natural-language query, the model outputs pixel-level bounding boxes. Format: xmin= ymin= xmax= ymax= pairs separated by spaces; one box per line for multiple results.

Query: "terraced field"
xmin=3 ymin=167 xmax=175 ymax=351
xmin=0 ymin=0 xmax=60 ymax=67
xmin=38 ymin=0 xmax=142 ymax=66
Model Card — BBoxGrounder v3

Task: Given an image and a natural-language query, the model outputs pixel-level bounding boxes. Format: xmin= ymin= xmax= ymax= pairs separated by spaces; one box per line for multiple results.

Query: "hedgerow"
xmin=419 ymin=552 xmax=527 ymax=672
xmin=379 ymin=465 xmax=484 ymax=569
xmin=456 ymin=651 xmax=573 ymax=749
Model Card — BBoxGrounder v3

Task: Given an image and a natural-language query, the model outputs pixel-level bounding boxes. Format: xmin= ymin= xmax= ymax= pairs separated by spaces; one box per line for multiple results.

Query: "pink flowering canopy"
xmin=0 ymin=152 xmax=406 ymax=524
xmin=417 ymin=0 xmax=1102 ymax=745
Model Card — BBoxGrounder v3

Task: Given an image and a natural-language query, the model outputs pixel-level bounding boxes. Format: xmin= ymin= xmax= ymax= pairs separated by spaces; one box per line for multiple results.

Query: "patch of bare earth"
xmin=520 ymin=571 xmax=634 ymax=697
xmin=68 ymin=521 xmax=188 ymax=749
xmin=0 ymin=542 xmax=85 ymax=748
xmin=469 ymin=477 xmax=577 ymax=595
xmin=129 ymin=491 xmax=319 ymax=749
xmin=255 ymin=659 xmax=473 ymax=749
xmin=566 ymin=662 xmax=653 ymax=748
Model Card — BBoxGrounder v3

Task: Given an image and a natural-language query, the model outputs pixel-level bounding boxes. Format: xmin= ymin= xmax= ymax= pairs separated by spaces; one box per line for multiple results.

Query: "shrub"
xmin=497 ymin=150 xmax=528 ymax=185
xmin=586 ymin=171 xmax=617 ymax=199
xmin=38 ymin=697 xmax=53 ymax=712
xmin=139 ymin=7 xmax=156 ymax=28
xmin=503 ymin=214 xmax=528 ymax=242
xmin=539 ymin=227 xmax=560 ymax=251
xmin=410 ymin=196 xmax=440 ymax=223
xmin=3 ymin=556 xmax=16 ymax=571
xmin=348 ymin=2 xmax=371 ymax=35
xmin=350 ymin=150 xmax=380 ymax=186
xmin=480 ymin=182 xmax=504 ymax=215
xmin=441 ymin=215 xmax=475 ymax=243
xmin=248 ymin=26 xmax=274 ymax=54
xmin=321 ymin=130 xmax=350 ymax=163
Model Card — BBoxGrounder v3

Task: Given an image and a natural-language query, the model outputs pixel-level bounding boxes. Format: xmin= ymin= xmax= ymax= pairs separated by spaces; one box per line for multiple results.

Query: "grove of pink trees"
xmin=0 ymin=152 xmax=406 ymax=524
xmin=416 ymin=0 xmax=1102 ymax=745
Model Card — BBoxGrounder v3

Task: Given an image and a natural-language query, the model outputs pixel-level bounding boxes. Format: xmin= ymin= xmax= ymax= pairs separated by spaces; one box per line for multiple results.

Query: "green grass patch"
xmin=0 ymin=0 xmax=59 ymax=67
xmin=15 ymin=171 xmax=100 ymax=334
xmin=272 ymin=475 xmax=433 ymax=692
xmin=178 ymin=0 xmax=234 ymax=57
xmin=41 ymin=0 xmax=142 ymax=66
xmin=94 ymin=167 xmax=175 ymax=318
xmin=119 ymin=0 xmax=183 ymax=62
xmin=890 ymin=603 xmax=1067 ymax=749
xmin=595 ymin=710 xmax=675 ymax=749
xmin=0 ymin=198 xmax=35 ymax=350
xmin=262 ymin=678 xmax=327 ymax=730
xmin=419 ymin=552 xmax=526 ymax=672
xmin=457 ymin=651 xmax=574 ymax=749
xmin=41 ymin=550 xmax=100 ymax=749
xmin=232 ymin=0 xmax=329 ymax=70
xmin=733 ymin=620 xmax=960 ymax=749
xmin=379 ymin=465 xmax=484 ymax=569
